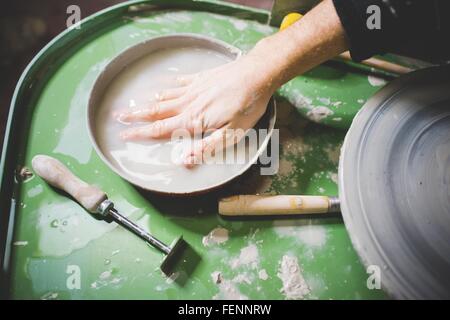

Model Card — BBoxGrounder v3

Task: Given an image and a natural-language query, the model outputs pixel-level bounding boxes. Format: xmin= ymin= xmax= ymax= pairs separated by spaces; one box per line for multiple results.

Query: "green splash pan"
xmin=0 ymin=0 xmax=387 ymax=299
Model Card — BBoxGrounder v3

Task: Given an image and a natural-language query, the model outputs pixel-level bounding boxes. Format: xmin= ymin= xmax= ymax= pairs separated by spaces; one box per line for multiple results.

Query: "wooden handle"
xmin=32 ymin=155 xmax=107 ymax=213
xmin=219 ymin=195 xmax=339 ymax=216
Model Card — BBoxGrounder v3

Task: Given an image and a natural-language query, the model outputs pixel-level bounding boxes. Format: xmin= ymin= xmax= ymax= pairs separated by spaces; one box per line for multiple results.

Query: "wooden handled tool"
xmin=219 ymin=194 xmax=340 ymax=216
xmin=32 ymin=155 xmax=107 ymax=213
xmin=31 ymin=154 xmax=186 ymax=275
xmin=280 ymin=13 xmax=414 ymax=75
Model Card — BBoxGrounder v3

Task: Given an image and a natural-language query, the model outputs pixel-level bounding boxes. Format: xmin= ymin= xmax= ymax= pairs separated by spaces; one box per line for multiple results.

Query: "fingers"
xmin=183 ymin=125 xmax=247 ymax=168
xmin=183 ymin=130 xmax=224 ymax=168
xmin=115 ymin=98 xmax=186 ymax=123
xmin=120 ymin=115 xmax=184 ymax=140
xmin=156 ymin=87 xmax=187 ymax=102
xmin=175 ymin=74 xmax=197 ymax=86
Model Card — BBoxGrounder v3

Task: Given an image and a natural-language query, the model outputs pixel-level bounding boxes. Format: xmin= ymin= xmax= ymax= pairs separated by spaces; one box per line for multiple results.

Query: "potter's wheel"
xmin=339 ymin=66 xmax=450 ymax=299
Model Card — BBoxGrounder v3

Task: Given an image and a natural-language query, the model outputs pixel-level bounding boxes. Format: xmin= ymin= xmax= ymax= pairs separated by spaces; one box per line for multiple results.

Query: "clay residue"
xmin=368 ymin=75 xmax=387 ymax=87
xmin=213 ymin=278 xmax=248 ymax=300
xmin=324 ymin=143 xmax=342 ymax=164
xmin=329 ymin=172 xmax=338 ymax=184
xmin=99 ymin=270 xmax=112 ymax=280
xmin=258 ymin=269 xmax=269 ymax=281
xmin=211 ymin=271 xmax=253 ymax=299
xmin=273 ymin=220 xmax=327 ymax=248
xmin=230 ymin=19 xmax=248 ymax=31
xmin=280 ymin=128 xmax=311 ymax=157
xmin=232 ymin=273 xmax=252 ymax=285
xmin=13 ymin=241 xmax=29 ymax=246
xmin=277 ymin=255 xmax=310 ymax=300
xmin=306 ymin=106 xmax=334 ymax=122
xmin=277 ymin=158 xmax=294 ymax=176
xmin=40 ymin=292 xmax=58 ymax=300
xmin=229 ymin=244 xmax=259 ymax=269
xmin=202 ymin=227 xmax=229 ymax=247
xmin=91 ymin=269 xmax=125 ymax=289
xmin=27 ymin=185 xmax=43 ymax=198
xmin=317 ymin=97 xmax=331 ymax=105
xmin=287 ymin=90 xmax=314 ymax=111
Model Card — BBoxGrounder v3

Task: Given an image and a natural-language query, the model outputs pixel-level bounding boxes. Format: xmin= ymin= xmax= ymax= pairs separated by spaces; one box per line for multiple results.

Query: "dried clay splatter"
xmin=211 ymin=271 xmax=248 ymax=300
xmin=368 ymin=75 xmax=387 ymax=87
xmin=202 ymin=227 xmax=229 ymax=247
xmin=324 ymin=143 xmax=342 ymax=165
xmin=306 ymin=106 xmax=334 ymax=122
xmin=91 ymin=269 xmax=125 ymax=289
xmin=13 ymin=241 xmax=28 ymax=246
xmin=258 ymin=269 xmax=269 ymax=281
xmin=229 ymin=244 xmax=259 ymax=270
xmin=213 ymin=279 xmax=249 ymax=300
xmin=40 ymin=292 xmax=58 ymax=300
xmin=273 ymin=220 xmax=327 ymax=248
xmin=232 ymin=273 xmax=252 ymax=285
xmin=27 ymin=185 xmax=43 ymax=198
xmin=277 ymin=255 xmax=310 ymax=300
xmin=268 ymin=123 xmax=313 ymax=191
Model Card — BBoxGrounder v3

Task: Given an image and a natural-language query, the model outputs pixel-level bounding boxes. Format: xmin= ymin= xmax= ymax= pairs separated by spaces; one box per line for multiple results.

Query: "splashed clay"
xmin=213 ymin=278 xmax=248 ymax=300
xmin=368 ymin=75 xmax=387 ymax=87
xmin=258 ymin=269 xmax=269 ymax=280
xmin=229 ymin=244 xmax=259 ymax=269
xmin=306 ymin=106 xmax=334 ymax=122
xmin=277 ymin=255 xmax=310 ymax=300
xmin=202 ymin=227 xmax=229 ymax=247
xmin=273 ymin=220 xmax=327 ymax=248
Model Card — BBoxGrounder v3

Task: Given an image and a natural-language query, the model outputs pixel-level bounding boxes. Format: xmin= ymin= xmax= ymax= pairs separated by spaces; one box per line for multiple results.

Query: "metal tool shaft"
xmin=107 ymin=207 xmax=171 ymax=255
xmin=31 ymin=156 xmax=175 ymax=257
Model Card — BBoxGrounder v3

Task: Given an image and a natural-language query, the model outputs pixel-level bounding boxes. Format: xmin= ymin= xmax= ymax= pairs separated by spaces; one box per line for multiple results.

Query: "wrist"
xmin=244 ymin=37 xmax=286 ymax=93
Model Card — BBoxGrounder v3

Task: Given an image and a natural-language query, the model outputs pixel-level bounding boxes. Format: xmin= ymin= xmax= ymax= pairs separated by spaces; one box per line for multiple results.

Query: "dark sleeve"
xmin=332 ymin=0 xmax=450 ymax=63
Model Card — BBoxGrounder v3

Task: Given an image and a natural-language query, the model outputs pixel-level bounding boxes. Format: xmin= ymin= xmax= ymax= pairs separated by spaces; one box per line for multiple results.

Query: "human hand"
xmin=116 ymin=53 xmax=275 ymax=168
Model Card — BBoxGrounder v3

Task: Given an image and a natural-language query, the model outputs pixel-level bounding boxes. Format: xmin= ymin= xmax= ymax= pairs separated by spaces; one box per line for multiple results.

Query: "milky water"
xmin=95 ymin=46 xmax=259 ymax=193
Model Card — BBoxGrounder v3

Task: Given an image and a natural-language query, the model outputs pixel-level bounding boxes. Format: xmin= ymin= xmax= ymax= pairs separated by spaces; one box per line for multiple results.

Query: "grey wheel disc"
xmin=339 ymin=66 xmax=450 ymax=299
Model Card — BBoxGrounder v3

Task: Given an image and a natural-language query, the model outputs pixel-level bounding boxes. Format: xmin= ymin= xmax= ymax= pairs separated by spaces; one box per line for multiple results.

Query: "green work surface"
xmin=2 ymin=0 xmax=387 ymax=299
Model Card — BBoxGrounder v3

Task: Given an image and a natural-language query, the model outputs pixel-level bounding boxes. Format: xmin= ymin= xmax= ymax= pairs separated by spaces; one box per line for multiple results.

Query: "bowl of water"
xmin=87 ymin=34 xmax=276 ymax=195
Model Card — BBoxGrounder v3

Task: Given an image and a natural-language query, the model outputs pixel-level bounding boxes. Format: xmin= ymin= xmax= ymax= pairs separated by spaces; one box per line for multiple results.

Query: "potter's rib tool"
xmin=31 ymin=154 xmax=186 ymax=276
xmin=219 ymin=195 xmax=340 ymax=216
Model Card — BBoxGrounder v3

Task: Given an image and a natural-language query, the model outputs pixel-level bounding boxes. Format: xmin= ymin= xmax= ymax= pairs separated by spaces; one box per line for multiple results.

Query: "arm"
xmin=118 ymin=0 xmax=348 ymax=167
xmin=247 ymin=0 xmax=348 ymax=91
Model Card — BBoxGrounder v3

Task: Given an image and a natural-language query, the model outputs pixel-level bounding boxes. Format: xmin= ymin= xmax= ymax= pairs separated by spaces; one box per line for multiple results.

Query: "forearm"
xmin=245 ymin=0 xmax=348 ymax=92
